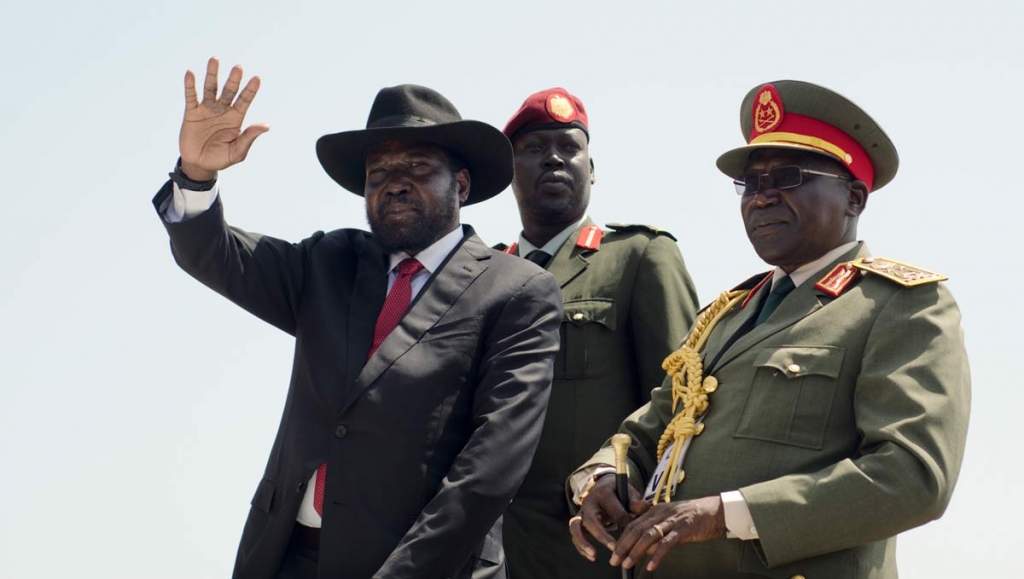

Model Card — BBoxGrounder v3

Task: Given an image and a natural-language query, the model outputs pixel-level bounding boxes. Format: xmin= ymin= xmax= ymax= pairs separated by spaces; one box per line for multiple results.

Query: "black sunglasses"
xmin=734 ymin=165 xmax=851 ymax=196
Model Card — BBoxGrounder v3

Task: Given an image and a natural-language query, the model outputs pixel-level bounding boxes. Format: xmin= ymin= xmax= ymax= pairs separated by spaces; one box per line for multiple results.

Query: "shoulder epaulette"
xmin=605 ymin=223 xmax=677 ymax=241
xmin=851 ymin=257 xmax=947 ymax=287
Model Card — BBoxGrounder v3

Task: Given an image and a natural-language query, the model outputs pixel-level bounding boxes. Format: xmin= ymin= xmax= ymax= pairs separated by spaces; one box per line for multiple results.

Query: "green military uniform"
xmin=582 ymin=244 xmax=970 ymax=578
xmin=576 ymin=79 xmax=971 ymax=578
xmin=503 ymin=218 xmax=699 ymax=579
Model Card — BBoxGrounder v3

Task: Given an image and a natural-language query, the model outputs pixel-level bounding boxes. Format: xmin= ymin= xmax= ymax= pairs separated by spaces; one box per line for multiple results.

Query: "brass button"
xmin=572 ymin=313 xmax=585 ymax=321
xmin=787 ymin=363 xmax=801 ymax=374
xmin=791 ymin=575 xmax=806 ymax=579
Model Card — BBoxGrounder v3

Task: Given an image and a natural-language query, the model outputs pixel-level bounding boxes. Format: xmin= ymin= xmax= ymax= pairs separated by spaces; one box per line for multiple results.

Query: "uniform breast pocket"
xmin=558 ymin=299 xmax=616 ymax=379
xmin=734 ymin=346 xmax=845 ymax=449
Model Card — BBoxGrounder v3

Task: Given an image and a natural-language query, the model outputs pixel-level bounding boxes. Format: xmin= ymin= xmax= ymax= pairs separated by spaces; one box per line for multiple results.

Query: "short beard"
xmin=522 ymin=187 xmax=590 ymax=227
xmin=367 ymin=182 xmax=459 ymax=255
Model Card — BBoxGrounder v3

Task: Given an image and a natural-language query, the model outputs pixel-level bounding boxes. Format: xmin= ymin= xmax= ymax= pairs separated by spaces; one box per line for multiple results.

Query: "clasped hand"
xmin=568 ymin=474 xmax=727 ymax=572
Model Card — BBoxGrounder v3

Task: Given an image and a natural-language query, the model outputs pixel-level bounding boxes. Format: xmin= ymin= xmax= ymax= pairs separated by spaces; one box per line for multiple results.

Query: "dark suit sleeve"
xmin=153 ymin=180 xmax=314 ymax=336
xmin=376 ymin=270 xmax=563 ymax=579
xmin=628 ymin=235 xmax=700 ymax=402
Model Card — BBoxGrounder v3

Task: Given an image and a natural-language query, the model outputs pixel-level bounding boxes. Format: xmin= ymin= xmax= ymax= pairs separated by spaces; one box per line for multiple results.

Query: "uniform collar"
xmin=517 ymin=215 xmax=588 ymax=257
xmin=771 ymin=240 xmax=860 ymax=290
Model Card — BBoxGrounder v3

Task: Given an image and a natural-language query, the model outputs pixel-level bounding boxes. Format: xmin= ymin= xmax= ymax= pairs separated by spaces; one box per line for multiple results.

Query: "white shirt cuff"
xmin=162 ymin=181 xmax=220 ymax=223
xmin=721 ymin=490 xmax=759 ymax=540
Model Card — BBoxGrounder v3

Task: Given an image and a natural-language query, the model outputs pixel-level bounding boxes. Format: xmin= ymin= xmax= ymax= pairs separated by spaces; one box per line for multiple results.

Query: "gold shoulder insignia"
xmin=605 ymin=223 xmax=677 ymax=241
xmin=852 ymin=257 xmax=948 ymax=287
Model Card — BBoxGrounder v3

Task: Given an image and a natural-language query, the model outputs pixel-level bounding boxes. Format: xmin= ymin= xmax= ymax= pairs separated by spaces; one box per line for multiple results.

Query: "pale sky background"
xmin=1 ymin=1 xmax=1020 ymax=577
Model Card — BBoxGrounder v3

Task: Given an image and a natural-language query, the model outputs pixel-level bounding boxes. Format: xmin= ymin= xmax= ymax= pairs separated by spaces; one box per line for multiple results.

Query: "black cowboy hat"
xmin=316 ymin=84 xmax=513 ymax=205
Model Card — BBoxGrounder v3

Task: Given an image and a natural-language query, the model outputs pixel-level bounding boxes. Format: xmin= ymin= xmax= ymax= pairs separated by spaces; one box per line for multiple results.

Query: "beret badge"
xmin=547 ymin=94 xmax=576 ymax=121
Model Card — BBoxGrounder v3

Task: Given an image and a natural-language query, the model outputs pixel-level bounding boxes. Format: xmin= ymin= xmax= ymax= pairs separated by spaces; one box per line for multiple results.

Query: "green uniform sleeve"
xmin=628 ymin=235 xmax=700 ymax=403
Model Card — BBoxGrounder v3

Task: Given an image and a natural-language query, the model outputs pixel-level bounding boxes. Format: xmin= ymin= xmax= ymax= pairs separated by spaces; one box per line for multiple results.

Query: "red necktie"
xmin=314 ymin=257 xmax=424 ymax=516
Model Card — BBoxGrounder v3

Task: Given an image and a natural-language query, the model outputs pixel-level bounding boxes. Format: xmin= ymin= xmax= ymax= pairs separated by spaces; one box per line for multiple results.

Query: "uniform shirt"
xmin=164 ymin=181 xmax=465 ymax=528
xmin=516 ymin=216 xmax=587 ymax=259
xmin=570 ymin=240 xmax=859 ymax=541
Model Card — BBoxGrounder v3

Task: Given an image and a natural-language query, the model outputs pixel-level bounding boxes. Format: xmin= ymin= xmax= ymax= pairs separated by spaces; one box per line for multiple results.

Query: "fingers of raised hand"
xmin=202 ymin=57 xmax=220 ymax=102
xmin=218 ymin=65 xmax=244 ymax=106
xmin=233 ymin=76 xmax=261 ymax=116
xmin=184 ymin=70 xmax=199 ymax=110
xmin=230 ymin=124 xmax=270 ymax=163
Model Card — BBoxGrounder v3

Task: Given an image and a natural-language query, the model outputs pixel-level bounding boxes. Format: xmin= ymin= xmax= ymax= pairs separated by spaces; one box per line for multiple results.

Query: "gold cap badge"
xmin=547 ymin=94 xmax=575 ymax=120
xmin=753 ymin=85 xmax=783 ymax=134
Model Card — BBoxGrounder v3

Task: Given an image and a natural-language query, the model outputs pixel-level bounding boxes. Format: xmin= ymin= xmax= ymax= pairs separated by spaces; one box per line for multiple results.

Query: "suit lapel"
xmin=546 ymin=217 xmax=595 ymax=288
xmin=344 ymin=240 xmax=388 ymax=388
xmin=339 ymin=226 xmax=490 ymax=415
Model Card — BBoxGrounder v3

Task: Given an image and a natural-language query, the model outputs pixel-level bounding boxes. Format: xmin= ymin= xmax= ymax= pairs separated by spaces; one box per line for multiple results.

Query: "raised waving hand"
xmin=179 ymin=57 xmax=269 ymax=181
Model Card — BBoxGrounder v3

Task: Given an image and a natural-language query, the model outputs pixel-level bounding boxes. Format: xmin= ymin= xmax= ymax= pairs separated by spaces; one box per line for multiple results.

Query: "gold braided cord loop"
xmin=652 ymin=289 xmax=749 ymax=504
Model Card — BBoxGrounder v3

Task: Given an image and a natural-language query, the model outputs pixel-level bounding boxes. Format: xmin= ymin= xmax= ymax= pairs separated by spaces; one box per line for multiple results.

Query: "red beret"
xmin=503 ymin=88 xmax=589 ymax=142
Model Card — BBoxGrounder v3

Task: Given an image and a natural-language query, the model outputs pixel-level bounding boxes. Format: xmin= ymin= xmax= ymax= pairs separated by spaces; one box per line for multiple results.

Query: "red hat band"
xmin=748 ymin=85 xmax=875 ymax=191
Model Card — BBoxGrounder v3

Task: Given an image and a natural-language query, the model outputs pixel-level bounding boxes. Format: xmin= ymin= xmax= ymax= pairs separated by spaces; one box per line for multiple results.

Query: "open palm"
xmin=179 ymin=57 xmax=269 ymax=181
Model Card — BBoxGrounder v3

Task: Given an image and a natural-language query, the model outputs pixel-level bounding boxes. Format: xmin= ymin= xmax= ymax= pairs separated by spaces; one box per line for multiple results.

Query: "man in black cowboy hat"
xmin=152 ymin=57 xmax=562 ymax=579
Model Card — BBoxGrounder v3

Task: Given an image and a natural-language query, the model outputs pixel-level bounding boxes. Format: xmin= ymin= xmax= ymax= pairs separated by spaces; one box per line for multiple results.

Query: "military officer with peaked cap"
xmin=496 ymin=88 xmax=700 ymax=579
xmin=568 ymin=80 xmax=971 ymax=578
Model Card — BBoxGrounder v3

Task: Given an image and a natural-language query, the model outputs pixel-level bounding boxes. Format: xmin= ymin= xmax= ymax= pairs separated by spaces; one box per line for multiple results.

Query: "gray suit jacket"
xmin=153 ymin=181 xmax=563 ymax=579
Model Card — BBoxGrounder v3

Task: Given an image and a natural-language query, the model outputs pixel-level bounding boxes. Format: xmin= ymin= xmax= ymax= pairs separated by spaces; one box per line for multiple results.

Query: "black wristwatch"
xmin=169 ymin=158 xmax=217 ymax=191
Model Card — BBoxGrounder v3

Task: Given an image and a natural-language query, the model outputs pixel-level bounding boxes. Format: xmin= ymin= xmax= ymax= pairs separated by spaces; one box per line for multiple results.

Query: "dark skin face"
xmin=363 ymin=139 xmax=470 ymax=255
xmin=741 ymin=149 xmax=869 ymax=272
xmin=510 ymin=127 xmax=595 ymax=246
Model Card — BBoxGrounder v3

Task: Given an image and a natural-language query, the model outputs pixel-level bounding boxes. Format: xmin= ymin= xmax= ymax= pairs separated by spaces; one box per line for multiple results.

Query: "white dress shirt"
xmin=165 ymin=181 xmax=466 ymax=528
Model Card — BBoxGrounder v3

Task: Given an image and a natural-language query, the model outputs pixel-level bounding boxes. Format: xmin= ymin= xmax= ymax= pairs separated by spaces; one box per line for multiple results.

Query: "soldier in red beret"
xmin=497 ymin=88 xmax=700 ymax=579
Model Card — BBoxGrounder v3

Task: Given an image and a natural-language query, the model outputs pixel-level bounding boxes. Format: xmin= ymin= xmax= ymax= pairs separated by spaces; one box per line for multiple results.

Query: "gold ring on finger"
xmin=651 ymin=524 xmax=666 ymax=540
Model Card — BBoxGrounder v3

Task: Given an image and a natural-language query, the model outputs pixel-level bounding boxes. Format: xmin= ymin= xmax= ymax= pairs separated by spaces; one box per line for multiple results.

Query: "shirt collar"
xmin=771 ymin=240 xmax=860 ymax=290
xmin=387 ymin=225 xmax=465 ymax=276
xmin=517 ymin=215 xmax=588 ymax=257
